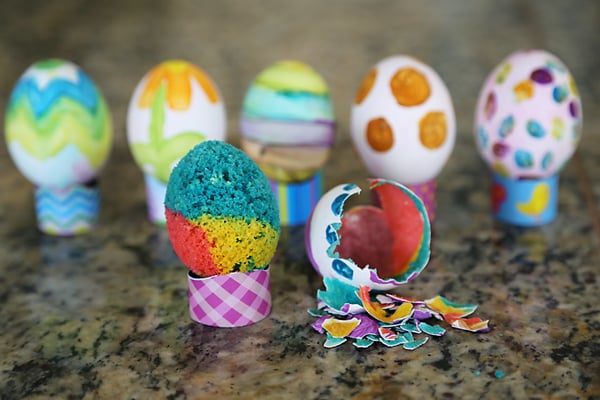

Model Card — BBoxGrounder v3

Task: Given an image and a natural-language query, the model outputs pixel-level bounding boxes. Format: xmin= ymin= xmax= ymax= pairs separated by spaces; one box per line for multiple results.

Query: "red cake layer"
xmin=165 ymin=208 xmax=220 ymax=277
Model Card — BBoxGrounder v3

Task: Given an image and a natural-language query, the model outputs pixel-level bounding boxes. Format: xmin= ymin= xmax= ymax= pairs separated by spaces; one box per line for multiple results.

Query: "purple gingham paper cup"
xmin=187 ymin=268 xmax=272 ymax=327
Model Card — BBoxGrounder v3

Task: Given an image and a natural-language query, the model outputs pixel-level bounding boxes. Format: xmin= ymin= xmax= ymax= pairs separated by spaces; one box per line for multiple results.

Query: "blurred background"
xmin=0 ymin=0 xmax=598 ymax=224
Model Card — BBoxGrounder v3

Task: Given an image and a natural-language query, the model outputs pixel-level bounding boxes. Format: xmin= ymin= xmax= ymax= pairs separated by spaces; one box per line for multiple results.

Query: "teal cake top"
xmin=164 ymin=140 xmax=280 ymax=229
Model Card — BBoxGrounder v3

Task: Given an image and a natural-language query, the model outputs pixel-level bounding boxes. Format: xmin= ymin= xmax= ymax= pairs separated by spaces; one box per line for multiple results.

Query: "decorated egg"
xmin=5 ymin=59 xmax=112 ymax=188
xmin=350 ymin=55 xmax=455 ymax=221
xmin=474 ymin=49 xmax=582 ymax=178
xmin=474 ymin=49 xmax=582 ymax=226
xmin=127 ymin=59 xmax=226 ymax=224
xmin=305 ymin=179 xmax=431 ymax=291
xmin=4 ymin=59 xmax=112 ymax=235
xmin=240 ymin=60 xmax=335 ymax=183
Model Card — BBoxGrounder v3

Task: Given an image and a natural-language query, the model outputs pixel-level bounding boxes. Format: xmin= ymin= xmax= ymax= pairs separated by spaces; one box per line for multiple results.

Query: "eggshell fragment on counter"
xmin=350 ymin=55 xmax=456 ymax=185
xmin=305 ymin=179 xmax=431 ymax=291
xmin=474 ymin=49 xmax=582 ymax=179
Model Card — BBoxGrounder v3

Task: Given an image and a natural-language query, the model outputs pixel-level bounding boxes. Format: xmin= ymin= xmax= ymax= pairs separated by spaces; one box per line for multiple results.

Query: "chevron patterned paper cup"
xmin=188 ymin=268 xmax=272 ymax=327
xmin=34 ymin=183 xmax=100 ymax=236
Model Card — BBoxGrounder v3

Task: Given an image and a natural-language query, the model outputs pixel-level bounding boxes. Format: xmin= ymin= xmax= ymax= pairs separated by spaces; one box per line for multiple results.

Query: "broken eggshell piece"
xmin=305 ymin=179 xmax=431 ymax=291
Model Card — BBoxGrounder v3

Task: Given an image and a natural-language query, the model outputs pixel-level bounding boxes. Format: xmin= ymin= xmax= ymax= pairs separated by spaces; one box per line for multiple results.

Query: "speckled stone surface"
xmin=1 ymin=1 xmax=599 ymax=399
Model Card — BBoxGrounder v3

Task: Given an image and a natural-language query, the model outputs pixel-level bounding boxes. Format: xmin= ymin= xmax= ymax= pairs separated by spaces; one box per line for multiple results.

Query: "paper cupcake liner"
xmin=34 ymin=183 xmax=100 ymax=236
xmin=144 ymin=174 xmax=167 ymax=226
xmin=188 ymin=268 xmax=271 ymax=327
xmin=269 ymin=172 xmax=322 ymax=226
xmin=404 ymin=179 xmax=437 ymax=223
xmin=491 ymin=174 xmax=558 ymax=227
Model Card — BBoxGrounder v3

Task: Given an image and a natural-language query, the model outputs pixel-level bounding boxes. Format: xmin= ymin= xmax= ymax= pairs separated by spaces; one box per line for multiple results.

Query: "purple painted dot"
xmin=569 ymin=101 xmax=579 ymax=118
xmin=492 ymin=142 xmax=510 ymax=158
xmin=530 ymin=68 xmax=553 ymax=84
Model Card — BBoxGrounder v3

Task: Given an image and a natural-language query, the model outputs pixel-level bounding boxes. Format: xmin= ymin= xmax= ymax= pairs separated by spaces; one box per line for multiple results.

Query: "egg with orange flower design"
xmin=127 ymin=60 xmax=226 ymax=224
xmin=350 ymin=56 xmax=455 ymax=221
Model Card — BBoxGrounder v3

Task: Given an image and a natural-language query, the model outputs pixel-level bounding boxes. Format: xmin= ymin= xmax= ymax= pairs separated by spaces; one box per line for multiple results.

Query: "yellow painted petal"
xmin=322 ymin=317 xmax=361 ymax=338
xmin=165 ymin=67 xmax=193 ymax=110
xmin=191 ymin=67 xmax=220 ymax=104
xmin=139 ymin=68 xmax=167 ymax=108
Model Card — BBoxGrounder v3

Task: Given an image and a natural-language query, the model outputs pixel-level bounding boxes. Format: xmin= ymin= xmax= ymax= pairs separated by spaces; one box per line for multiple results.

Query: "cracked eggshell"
xmin=351 ymin=55 xmax=456 ymax=185
xmin=474 ymin=49 xmax=582 ymax=179
xmin=305 ymin=179 xmax=431 ymax=291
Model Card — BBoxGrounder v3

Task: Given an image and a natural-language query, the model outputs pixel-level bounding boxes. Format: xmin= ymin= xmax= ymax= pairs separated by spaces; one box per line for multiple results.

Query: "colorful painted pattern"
xmin=475 ymin=49 xmax=582 ymax=179
xmin=492 ymin=174 xmax=558 ymax=226
xmin=5 ymin=59 xmax=112 ymax=187
xmin=350 ymin=55 xmax=456 ymax=186
xmin=270 ymin=172 xmax=322 ymax=226
xmin=127 ymin=60 xmax=225 ymax=184
xmin=35 ymin=184 xmax=100 ymax=235
xmin=240 ymin=60 xmax=335 ymax=185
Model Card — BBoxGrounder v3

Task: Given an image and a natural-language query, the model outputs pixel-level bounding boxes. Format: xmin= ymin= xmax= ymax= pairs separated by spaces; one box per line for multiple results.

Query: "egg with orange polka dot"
xmin=350 ymin=55 xmax=456 ymax=221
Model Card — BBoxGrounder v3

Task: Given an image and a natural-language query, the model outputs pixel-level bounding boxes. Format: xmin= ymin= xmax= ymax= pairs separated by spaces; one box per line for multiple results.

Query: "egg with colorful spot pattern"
xmin=474 ymin=49 xmax=583 ymax=226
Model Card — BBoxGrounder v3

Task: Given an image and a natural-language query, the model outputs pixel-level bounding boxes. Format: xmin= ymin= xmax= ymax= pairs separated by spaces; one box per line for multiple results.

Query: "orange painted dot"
xmin=419 ymin=112 xmax=447 ymax=149
xmin=514 ymin=80 xmax=534 ymax=101
xmin=355 ymin=68 xmax=377 ymax=105
xmin=390 ymin=68 xmax=431 ymax=106
xmin=366 ymin=117 xmax=394 ymax=152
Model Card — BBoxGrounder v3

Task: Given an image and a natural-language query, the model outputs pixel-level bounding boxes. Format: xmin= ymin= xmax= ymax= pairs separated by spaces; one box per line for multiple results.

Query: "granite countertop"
xmin=1 ymin=1 xmax=599 ymax=399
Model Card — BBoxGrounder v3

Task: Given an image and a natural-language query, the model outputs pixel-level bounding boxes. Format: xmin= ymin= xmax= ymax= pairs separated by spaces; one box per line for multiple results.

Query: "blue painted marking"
xmin=325 ymin=224 xmax=338 ymax=245
xmin=526 ymin=119 xmax=546 ymax=138
xmin=332 ymin=259 xmax=353 ymax=280
xmin=499 ymin=115 xmax=514 ymax=138
xmin=331 ymin=194 xmax=348 ymax=216
xmin=10 ymin=70 xmax=99 ymax=118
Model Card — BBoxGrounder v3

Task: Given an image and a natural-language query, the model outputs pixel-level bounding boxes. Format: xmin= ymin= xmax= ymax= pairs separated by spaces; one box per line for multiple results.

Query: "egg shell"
xmin=165 ymin=140 xmax=280 ymax=277
xmin=474 ymin=49 xmax=582 ymax=178
xmin=5 ymin=59 xmax=112 ymax=188
xmin=351 ymin=55 xmax=456 ymax=185
xmin=305 ymin=179 xmax=431 ymax=291
xmin=240 ymin=60 xmax=335 ymax=183
xmin=127 ymin=60 xmax=226 ymax=183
